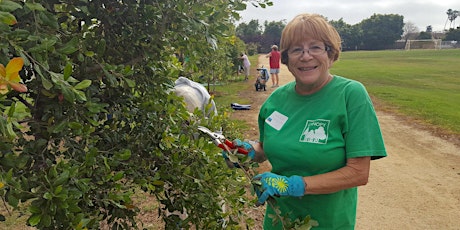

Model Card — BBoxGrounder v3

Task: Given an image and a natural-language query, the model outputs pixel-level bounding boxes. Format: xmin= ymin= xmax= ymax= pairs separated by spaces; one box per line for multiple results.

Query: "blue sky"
xmin=238 ymin=0 xmax=460 ymax=32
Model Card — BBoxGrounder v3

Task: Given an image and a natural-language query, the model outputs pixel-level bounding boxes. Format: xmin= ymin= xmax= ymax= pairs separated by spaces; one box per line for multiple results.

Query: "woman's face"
xmin=287 ymin=38 xmax=333 ymax=95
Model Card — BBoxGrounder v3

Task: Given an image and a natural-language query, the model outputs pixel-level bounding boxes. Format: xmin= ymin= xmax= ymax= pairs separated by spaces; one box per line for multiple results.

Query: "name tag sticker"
xmin=266 ymin=111 xmax=288 ymax=131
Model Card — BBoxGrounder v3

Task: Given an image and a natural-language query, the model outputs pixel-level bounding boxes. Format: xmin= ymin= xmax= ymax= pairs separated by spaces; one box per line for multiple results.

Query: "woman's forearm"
xmin=303 ymin=157 xmax=371 ymax=194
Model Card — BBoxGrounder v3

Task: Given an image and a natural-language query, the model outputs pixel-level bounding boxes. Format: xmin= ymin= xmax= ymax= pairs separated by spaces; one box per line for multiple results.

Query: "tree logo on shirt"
xmin=299 ymin=119 xmax=330 ymax=144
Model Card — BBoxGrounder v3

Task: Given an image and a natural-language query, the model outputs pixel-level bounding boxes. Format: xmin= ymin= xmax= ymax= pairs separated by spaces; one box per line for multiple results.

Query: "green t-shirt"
xmin=258 ymin=76 xmax=387 ymax=229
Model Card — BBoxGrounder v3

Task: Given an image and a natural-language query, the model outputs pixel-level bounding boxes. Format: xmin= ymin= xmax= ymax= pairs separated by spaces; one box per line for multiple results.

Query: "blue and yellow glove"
xmin=253 ymin=172 xmax=305 ymax=205
xmin=221 ymin=139 xmax=255 ymax=167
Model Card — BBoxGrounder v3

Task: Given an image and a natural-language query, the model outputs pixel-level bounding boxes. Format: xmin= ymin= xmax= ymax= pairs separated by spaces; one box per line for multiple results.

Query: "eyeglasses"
xmin=288 ymin=45 xmax=330 ymax=57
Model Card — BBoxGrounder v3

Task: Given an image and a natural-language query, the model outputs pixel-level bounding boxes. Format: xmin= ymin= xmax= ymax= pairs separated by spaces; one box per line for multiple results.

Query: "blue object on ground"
xmin=231 ymin=103 xmax=251 ymax=110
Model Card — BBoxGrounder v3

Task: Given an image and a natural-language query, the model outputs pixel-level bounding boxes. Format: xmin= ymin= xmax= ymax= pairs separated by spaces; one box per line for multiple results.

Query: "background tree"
xmin=236 ymin=14 xmax=406 ymax=53
xmin=330 ymin=18 xmax=363 ymax=51
xmin=0 ymin=0 xmax=272 ymax=229
xmin=414 ymin=25 xmax=434 ymax=40
xmin=417 ymin=31 xmax=433 ymax=39
xmin=445 ymin=28 xmax=460 ymax=41
xmin=359 ymin=14 xmax=404 ymax=50
xmin=445 ymin=9 xmax=460 ymax=30
xmin=236 ymin=19 xmax=263 ymax=55
xmin=260 ymin=20 xmax=285 ymax=53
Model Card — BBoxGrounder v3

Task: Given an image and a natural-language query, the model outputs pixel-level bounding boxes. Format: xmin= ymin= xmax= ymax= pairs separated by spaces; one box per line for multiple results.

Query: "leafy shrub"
xmin=0 ymin=0 xmax=271 ymax=229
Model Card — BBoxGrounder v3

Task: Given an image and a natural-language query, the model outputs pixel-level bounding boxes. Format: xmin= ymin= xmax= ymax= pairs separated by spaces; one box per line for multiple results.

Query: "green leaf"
xmin=34 ymin=66 xmax=53 ymax=90
xmin=0 ymin=0 xmax=22 ymax=12
xmin=68 ymin=122 xmax=83 ymax=130
xmin=61 ymin=86 xmax=75 ymax=103
xmin=42 ymin=77 xmax=54 ymax=89
xmin=73 ymin=89 xmax=87 ymax=101
xmin=113 ymin=171 xmax=124 ymax=181
xmin=65 ymin=76 xmax=79 ymax=83
xmin=0 ymin=11 xmax=17 ymax=25
xmin=6 ymin=101 xmax=16 ymax=117
xmin=51 ymin=120 xmax=68 ymax=133
xmin=38 ymin=11 xmax=58 ymax=29
xmin=84 ymin=51 xmax=95 ymax=57
xmin=63 ymin=62 xmax=73 ymax=80
xmin=41 ymin=214 xmax=51 ymax=227
xmin=28 ymin=214 xmax=41 ymax=226
xmin=54 ymin=185 xmax=63 ymax=194
xmin=59 ymin=37 xmax=79 ymax=55
xmin=74 ymin=80 xmax=91 ymax=90
xmin=10 ymin=29 xmax=30 ymax=40
xmin=6 ymin=191 xmax=19 ymax=207
xmin=123 ymin=78 xmax=136 ymax=88
xmin=29 ymin=37 xmax=57 ymax=52
xmin=97 ymin=39 xmax=106 ymax=55
xmin=49 ymin=72 xmax=64 ymax=84
xmin=68 ymin=203 xmax=81 ymax=212
xmin=227 ymin=153 xmax=239 ymax=163
xmin=27 ymin=35 xmax=41 ymax=41
xmin=0 ymin=117 xmax=10 ymax=139
xmin=25 ymin=2 xmax=46 ymax=11
xmin=103 ymin=157 xmax=110 ymax=170
xmin=115 ymin=149 xmax=131 ymax=161
xmin=43 ymin=192 xmax=53 ymax=200
xmin=54 ymin=170 xmax=70 ymax=186
xmin=29 ymin=205 xmax=41 ymax=214
xmin=85 ymin=101 xmax=107 ymax=113
xmin=152 ymin=180 xmax=165 ymax=186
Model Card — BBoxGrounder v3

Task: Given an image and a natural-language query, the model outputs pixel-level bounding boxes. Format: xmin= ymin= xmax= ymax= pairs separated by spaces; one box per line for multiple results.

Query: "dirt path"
xmin=230 ymin=55 xmax=460 ymax=229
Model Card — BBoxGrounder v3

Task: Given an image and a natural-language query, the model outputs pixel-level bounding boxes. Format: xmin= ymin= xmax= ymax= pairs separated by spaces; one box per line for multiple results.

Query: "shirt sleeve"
xmin=344 ymin=82 xmax=387 ymax=160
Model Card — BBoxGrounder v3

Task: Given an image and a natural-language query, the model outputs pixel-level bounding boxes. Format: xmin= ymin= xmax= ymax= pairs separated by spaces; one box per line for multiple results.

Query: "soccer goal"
xmin=405 ymin=39 xmax=442 ymax=50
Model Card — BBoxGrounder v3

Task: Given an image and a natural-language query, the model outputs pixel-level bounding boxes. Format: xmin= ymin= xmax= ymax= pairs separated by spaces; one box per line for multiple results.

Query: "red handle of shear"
xmin=217 ymin=139 xmax=249 ymax=155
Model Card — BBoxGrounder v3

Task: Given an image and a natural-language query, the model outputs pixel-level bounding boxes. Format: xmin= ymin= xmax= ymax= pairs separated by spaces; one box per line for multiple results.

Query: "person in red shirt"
xmin=266 ymin=45 xmax=281 ymax=87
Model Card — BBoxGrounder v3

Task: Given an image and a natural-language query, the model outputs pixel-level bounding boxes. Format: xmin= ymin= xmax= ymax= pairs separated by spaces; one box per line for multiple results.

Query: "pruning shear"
xmin=197 ymin=126 xmax=249 ymax=155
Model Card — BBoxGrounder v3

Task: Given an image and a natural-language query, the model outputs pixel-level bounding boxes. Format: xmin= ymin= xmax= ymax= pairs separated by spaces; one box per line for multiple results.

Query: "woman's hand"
xmin=253 ymin=172 xmax=305 ymax=205
xmin=221 ymin=139 xmax=255 ymax=168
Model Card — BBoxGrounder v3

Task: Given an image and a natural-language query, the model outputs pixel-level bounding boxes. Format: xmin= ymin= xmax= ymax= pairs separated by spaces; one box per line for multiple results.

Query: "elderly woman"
xmin=226 ymin=13 xmax=387 ymax=229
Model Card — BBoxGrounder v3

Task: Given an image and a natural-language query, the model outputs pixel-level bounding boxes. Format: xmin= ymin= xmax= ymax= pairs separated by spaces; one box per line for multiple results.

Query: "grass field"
xmin=332 ymin=49 xmax=460 ymax=135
